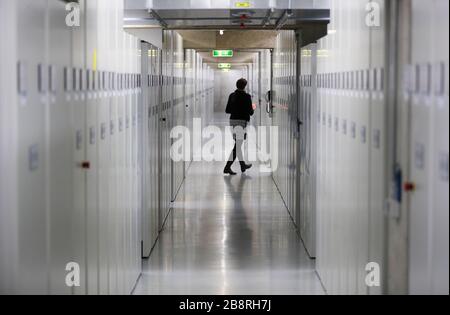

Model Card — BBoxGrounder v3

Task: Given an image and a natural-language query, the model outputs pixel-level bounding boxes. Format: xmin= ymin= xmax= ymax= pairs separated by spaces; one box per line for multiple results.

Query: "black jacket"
xmin=225 ymin=90 xmax=254 ymax=122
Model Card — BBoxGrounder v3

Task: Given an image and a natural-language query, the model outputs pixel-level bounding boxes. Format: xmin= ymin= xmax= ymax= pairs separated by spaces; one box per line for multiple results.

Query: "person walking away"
xmin=224 ymin=78 xmax=254 ymax=175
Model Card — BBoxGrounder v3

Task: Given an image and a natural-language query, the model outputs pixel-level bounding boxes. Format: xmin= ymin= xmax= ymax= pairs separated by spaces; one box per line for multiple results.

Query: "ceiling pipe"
xmin=148 ymin=9 xmax=168 ymax=28
xmin=262 ymin=8 xmax=275 ymax=27
xmin=275 ymin=9 xmax=293 ymax=30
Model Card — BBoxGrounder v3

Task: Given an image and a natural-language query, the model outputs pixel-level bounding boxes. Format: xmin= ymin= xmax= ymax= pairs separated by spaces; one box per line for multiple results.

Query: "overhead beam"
xmin=275 ymin=9 xmax=293 ymax=30
xmin=139 ymin=0 xmax=331 ymax=10
xmin=262 ymin=8 xmax=275 ymax=27
xmin=178 ymin=30 xmax=278 ymax=50
xmin=149 ymin=9 xmax=168 ymax=28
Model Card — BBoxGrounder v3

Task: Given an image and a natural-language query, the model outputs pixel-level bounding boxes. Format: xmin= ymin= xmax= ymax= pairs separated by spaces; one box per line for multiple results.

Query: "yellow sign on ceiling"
xmin=235 ymin=1 xmax=251 ymax=8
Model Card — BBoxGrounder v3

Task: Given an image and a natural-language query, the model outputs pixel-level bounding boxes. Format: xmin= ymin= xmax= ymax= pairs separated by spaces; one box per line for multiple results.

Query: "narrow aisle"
xmin=134 ymin=136 xmax=325 ymax=294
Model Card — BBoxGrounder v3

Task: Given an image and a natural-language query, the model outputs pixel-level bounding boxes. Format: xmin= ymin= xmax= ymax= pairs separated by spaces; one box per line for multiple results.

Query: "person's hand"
xmin=252 ymin=103 xmax=257 ymax=110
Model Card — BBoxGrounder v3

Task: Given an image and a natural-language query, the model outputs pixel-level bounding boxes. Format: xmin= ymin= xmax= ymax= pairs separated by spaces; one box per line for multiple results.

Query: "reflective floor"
xmin=133 ymin=120 xmax=325 ymax=295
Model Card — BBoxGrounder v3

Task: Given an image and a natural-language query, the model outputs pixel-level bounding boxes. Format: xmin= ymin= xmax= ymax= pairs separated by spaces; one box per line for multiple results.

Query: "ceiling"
xmin=198 ymin=50 xmax=260 ymax=65
xmin=124 ymin=0 xmax=330 ymax=58
xmin=125 ymin=8 xmax=329 ymax=30
xmin=177 ymin=30 xmax=278 ymax=49
xmin=125 ymin=0 xmax=330 ymax=31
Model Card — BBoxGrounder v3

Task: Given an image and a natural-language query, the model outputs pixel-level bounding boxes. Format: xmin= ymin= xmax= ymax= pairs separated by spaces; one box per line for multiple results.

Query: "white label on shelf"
xmin=119 ymin=118 xmax=123 ymax=132
xmin=415 ymin=142 xmax=426 ymax=170
xmin=29 ymin=144 xmax=39 ymax=172
xmin=76 ymin=130 xmax=83 ymax=151
xmin=101 ymin=123 xmax=107 ymax=140
xmin=18 ymin=61 xmax=28 ymax=100
xmin=89 ymin=127 xmax=96 ymax=145
xmin=439 ymin=152 xmax=449 ymax=182
xmin=373 ymin=129 xmax=381 ymax=149
xmin=361 ymin=126 xmax=367 ymax=144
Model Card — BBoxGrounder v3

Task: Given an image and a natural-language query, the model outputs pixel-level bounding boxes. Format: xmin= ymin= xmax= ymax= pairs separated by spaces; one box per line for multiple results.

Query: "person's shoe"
xmin=240 ymin=162 xmax=253 ymax=173
xmin=224 ymin=167 xmax=237 ymax=175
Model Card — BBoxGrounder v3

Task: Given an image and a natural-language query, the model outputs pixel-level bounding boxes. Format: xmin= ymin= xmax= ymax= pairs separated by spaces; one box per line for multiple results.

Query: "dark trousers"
xmin=226 ymin=137 xmax=246 ymax=168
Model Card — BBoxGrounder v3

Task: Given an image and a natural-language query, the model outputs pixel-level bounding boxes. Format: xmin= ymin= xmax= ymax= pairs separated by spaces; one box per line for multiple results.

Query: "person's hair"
xmin=236 ymin=78 xmax=248 ymax=90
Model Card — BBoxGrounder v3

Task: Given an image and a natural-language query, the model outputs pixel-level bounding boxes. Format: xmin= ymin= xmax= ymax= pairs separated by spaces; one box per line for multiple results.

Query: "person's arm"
xmin=226 ymin=94 xmax=234 ymax=114
xmin=247 ymin=95 xmax=255 ymax=116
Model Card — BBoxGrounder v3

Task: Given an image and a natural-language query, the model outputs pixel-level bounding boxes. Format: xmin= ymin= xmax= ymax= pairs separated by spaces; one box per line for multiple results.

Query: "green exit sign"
xmin=212 ymin=50 xmax=234 ymax=58
xmin=218 ymin=63 xmax=232 ymax=69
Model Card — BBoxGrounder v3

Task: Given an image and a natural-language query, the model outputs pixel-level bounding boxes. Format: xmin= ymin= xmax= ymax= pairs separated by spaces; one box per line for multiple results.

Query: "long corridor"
xmin=134 ymin=163 xmax=324 ymax=295
xmin=1 ymin=0 xmax=448 ymax=297
xmin=134 ymin=119 xmax=324 ymax=295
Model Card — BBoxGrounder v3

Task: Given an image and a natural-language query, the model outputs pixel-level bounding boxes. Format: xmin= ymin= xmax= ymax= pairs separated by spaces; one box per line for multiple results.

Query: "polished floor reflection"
xmin=134 ymin=125 xmax=325 ymax=295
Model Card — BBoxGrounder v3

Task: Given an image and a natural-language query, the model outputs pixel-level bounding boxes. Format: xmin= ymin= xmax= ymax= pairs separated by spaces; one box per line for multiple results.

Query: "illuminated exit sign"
xmin=218 ymin=63 xmax=232 ymax=69
xmin=212 ymin=50 xmax=234 ymax=58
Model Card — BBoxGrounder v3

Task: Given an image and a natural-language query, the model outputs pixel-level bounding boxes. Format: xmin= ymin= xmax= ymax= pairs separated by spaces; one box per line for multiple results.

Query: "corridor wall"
xmin=310 ymin=0 xmax=449 ymax=295
xmin=0 ymin=0 xmax=19 ymax=294
xmin=271 ymin=1 xmax=388 ymax=295
xmin=244 ymin=49 xmax=272 ymax=166
xmin=184 ymin=49 xmax=196 ymax=167
xmin=260 ymin=50 xmax=272 ymax=128
xmin=259 ymin=50 xmax=273 ymax=159
xmin=306 ymin=0 xmax=386 ymax=295
xmin=161 ymin=31 xmax=213 ymax=208
xmin=140 ymin=40 xmax=215 ymax=260
xmin=172 ymin=32 xmax=186 ymax=201
xmin=161 ymin=30 xmax=173 ymax=221
xmin=0 ymin=0 xmax=142 ymax=295
xmin=312 ymin=0 xmax=387 ymax=295
xmin=272 ymin=30 xmax=298 ymax=226
xmin=204 ymin=65 xmax=215 ymax=125
xmin=141 ymin=42 xmax=161 ymax=257
xmin=190 ymin=54 xmax=214 ymax=160
xmin=247 ymin=53 xmax=263 ymax=138
xmin=270 ymin=0 xmax=448 ymax=296
xmin=184 ymin=51 xmax=214 ymax=161
xmin=299 ymin=44 xmax=317 ymax=258
xmin=407 ymin=0 xmax=449 ymax=295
